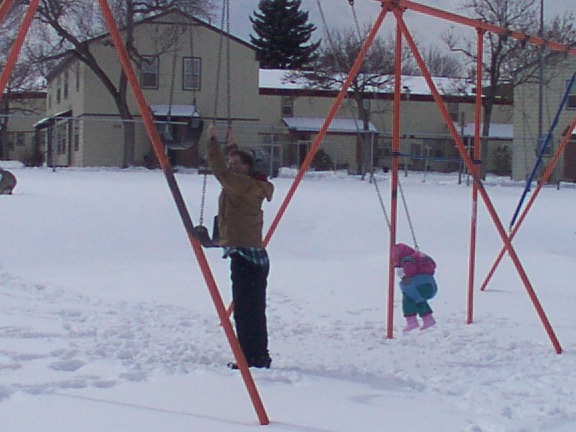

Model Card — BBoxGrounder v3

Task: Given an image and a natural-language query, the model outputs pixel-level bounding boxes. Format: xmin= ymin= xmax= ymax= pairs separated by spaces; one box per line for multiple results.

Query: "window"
xmin=537 ymin=134 xmax=553 ymax=155
xmin=140 ymin=56 xmax=159 ymax=89
xmin=16 ymin=133 xmax=25 ymax=147
xmin=76 ymin=63 xmax=81 ymax=92
xmin=567 ymin=80 xmax=576 ymax=110
xmin=281 ymin=96 xmax=294 ymax=117
xmin=38 ymin=132 xmax=46 ymax=152
xmin=64 ymin=70 xmax=69 ymax=99
xmin=183 ymin=57 xmax=201 ymax=90
xmin=56 ymin=76 xmax=62 ymax=104
xmin=7 ymin=133 xmax=14 ymax=151
xmin=57 ymin=122 xmax=70 ymax=155
xmin=361 ymin=98 xmax=371 ymax=116
xmin=447 ymin=102 xmax=459 ymax=122
xmin=378 ymin=139 xmax=391 ymax=158
xmin=73 ymin=121 xmax=80 ymax=151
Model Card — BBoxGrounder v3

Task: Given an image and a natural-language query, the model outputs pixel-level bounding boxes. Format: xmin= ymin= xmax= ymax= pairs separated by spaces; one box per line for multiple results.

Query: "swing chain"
xmin=398 ymin=181 xmax=419 ymax=250
xmin=199 ymin=167 xmax=208 ymax=226
xmin=225 ymin=0 xmax=232 ymax=124
xmin=371 ymin=168 xmax=391 ymax=229
xmin=213 ymin=0 xmax=225 ymax=119
xmin=166 ymin=35 xmax=179 ymax=124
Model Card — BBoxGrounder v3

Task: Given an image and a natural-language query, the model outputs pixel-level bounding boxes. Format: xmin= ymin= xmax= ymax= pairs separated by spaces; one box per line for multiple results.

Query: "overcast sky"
xmin=227 ymin=0 xmax=574 ymax=48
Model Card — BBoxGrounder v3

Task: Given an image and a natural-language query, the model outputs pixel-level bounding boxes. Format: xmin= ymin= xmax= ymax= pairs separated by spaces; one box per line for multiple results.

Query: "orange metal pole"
xmin=467 ymin=29 xmax=484 ymax=325
xmin=389 ymin=0 xmax=576 ymax=56
xmin=228 ymin=7 xmax=390 ymax=320
xmin=0 ymin=0 xmax=40 ymax=99
xmin=393 ymin=8 xmax=562 ymax=354
xmin=0 ymin=0 xmax=15 ymax=23
xmin=227 ymin=7 xmax=390 ymax=320
xmin=387 ymin=16 xmax=403 ymax=339
xmin=480 ymin=114 xmax=576 ymax=291
xmin=262 ymin=7 xmax=389 ymax=247
xmin=97 ymin=0 xmax=269 ymax=424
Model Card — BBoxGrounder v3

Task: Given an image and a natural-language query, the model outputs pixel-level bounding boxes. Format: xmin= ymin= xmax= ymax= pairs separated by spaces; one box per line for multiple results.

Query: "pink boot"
xmin=421 ymin=313 xmax=436 ymax=330
xmin=403 ymin=315 xmax=419 ymax=332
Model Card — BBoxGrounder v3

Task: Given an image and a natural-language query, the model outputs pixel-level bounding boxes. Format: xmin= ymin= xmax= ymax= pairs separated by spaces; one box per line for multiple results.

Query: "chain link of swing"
xmin=371 ymin=171 xmax=419 ymax=250
xmin=213 ymin=0 xmax=232 ymax=125
xmin=318 ymin=0 xmax=420 ymax=249
xmin=199 ymin=0 xmax=231 ymax=229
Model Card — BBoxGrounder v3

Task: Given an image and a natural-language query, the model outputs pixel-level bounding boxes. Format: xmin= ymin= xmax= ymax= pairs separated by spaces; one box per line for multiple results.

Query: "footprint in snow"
xmin=50 ymin=358 xmax=86 ymax=372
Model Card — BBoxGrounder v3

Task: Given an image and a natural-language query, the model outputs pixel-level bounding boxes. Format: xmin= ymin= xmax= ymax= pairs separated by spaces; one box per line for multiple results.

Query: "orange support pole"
xmin=262 ymin=7 xmax=389 ymax=247
xmin=228 ymin=7 xmax=390 ymax=320
xmin=392 ymin=0 xmax=576 ymax=56
xmin=387 ymin=14 xmax=402 ymax=339
xmin=467 ymin=29 xmax=484 ymax=325
xmin=480 ymin=114 xmax=576 ymax=291
xmin=393 ymin=8 xmax=562 ymax=354
xmin=97 ymin=0 xmax=269 ymax=424
xmin=0 ymin=0 xmax=15 ymax=23
xmin=0 ymin=0 xmax=40 ymax=99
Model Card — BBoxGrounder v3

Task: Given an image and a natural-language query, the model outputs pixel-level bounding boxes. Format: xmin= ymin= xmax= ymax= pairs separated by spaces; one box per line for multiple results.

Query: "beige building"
xmin=36 ymin=9 xmax=259 ymax=168
xmin=4 ymin=10 xmax=514 ymax=176
xmin=513 ymin=57 xmax=576 ymax=182
xmin=258 ymin=69 xmax=513 ymax=175
xmin=1 ymin=91 xmax=46 ymax=164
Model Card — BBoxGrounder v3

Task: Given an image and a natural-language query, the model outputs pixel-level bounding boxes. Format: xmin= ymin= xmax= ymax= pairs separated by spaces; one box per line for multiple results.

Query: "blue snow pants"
xmin=399 ymin=274 xmax=438 ymax=317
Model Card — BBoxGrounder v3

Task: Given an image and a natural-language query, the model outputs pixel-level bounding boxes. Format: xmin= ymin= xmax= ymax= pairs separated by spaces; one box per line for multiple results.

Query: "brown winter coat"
xmin=207 ymin=138 xmax=273 ymax=247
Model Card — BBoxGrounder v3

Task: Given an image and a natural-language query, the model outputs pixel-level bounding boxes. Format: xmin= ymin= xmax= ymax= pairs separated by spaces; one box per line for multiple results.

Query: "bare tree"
xmin=420 ymin=46 xmax=463 ymax=78
xmin=446 ymin=0 xmax=576 ymax=177
xmin=27 ymin=0 xmax=214 ymax=167
xmin=296 ymin=26 xmax=416 ymax=177
xmin=0 ymin=3 xmax=47 ymax=160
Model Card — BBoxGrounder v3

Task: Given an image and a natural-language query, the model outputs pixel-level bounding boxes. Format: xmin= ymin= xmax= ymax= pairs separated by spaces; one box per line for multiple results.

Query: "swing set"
xmin=4 ymin=0 xmax=576 ymax=426
xmin=153 ymin=18 xmax=205 ymax=150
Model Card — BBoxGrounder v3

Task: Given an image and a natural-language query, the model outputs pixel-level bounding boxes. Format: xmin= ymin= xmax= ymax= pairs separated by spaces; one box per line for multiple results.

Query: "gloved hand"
xmin=208 ymin=121 xmax=218 ymax=140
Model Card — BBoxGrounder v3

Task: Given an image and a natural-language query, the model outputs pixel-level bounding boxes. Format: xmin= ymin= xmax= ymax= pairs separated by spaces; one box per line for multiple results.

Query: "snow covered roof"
xmin=260 ymin=69 xmax=477 ymax=97
xmin=150 ymin=104 xmax=200 ymax=118
xmin=33 ymin=110 xmax=72 ymax=129
xmin=456 ymin=122 xmax=513 ymax=139
xmin=260 ymin=70 xmax=312 ymax=90
xmin=282 ymin=117 xmax=379 ymax=133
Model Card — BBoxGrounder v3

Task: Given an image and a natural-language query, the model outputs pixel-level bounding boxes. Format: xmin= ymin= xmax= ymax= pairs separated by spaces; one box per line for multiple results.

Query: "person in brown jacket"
xmin=207 ymin=123 xmax=274 ymax=369
xmin=0 ymin=168 xmax=17 ymax=195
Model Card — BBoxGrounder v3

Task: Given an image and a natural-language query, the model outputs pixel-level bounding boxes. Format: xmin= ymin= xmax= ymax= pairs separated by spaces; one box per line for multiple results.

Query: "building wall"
xmin=44 ymin=11 xmax=260 ymax=168
xmin=33 ymin=11 xmax=517 ymax=173
xmin=513 ymin=57 xmax=576 ymax=182
xmin=4 ymin=93 xmax=46 ymax=164
xmin=258 ymin=89 xmax=513 ymax=174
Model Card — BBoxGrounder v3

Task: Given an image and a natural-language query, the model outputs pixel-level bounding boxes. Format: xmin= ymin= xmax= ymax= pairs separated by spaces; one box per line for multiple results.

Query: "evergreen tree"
xmin=250 ymin=0 xmax=321 ymax=70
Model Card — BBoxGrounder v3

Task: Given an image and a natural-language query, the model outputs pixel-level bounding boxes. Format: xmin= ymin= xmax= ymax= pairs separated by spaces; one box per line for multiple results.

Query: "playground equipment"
xmin=4 ymin=0 xmax=576 ymax=425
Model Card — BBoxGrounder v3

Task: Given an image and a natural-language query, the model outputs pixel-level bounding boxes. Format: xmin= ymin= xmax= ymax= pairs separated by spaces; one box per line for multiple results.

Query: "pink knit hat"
xmin=392 ymin=243 xmax=416 ymax=266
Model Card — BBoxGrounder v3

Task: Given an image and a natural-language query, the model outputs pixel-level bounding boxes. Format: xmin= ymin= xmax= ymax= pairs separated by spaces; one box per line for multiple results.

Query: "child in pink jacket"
xmin=392 ymin=243 xmax=438 ymax=331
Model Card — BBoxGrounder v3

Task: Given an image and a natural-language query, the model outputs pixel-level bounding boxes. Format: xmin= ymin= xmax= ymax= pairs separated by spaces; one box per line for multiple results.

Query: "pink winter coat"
xmin=392 ymin=243 xmax=436 ymax=277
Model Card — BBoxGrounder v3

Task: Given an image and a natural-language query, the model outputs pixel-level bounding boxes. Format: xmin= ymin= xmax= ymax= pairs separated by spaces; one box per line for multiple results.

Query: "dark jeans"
xmin=230 ymin=253 xmax=270 ymax=361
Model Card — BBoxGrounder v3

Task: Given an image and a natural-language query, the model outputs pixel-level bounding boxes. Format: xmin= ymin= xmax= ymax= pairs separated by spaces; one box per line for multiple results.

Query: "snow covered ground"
xmin=1 ymin=165 xmax=576 ymax=431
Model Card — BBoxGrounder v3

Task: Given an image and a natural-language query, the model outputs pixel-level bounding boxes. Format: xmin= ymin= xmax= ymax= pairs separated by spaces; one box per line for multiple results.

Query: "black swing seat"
xmin=193 ymin=216 xmax=220 ymax=248
xmin=193 ymin=225 xmax=219 ymax=248
xmin=151 ymin=105 xmax=204 ymax=150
